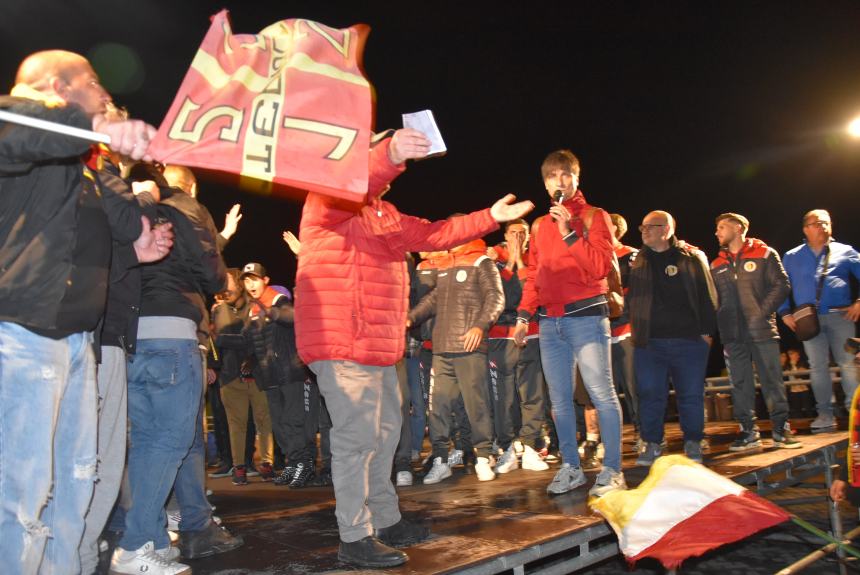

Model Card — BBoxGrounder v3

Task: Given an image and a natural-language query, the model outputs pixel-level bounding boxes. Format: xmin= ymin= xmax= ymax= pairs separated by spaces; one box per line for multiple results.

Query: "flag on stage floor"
xmin=590 ymin=455 xmax=790 ymax=569
xmin=148 ymin=10 xmax=373 ymax=203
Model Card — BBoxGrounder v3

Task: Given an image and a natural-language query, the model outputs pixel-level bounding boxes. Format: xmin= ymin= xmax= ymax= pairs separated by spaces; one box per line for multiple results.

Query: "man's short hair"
xmin=505 ymin=218 xmax=529 ymax=233
xmin=715 ymin=212 xmax=749 ymax=232
xmin=541 ymin=149 xmax=581 ymax=180
xmin=609 ymin=213 xmax=627 ymax=240
xmin=803 ymin=209 xmax=830 ymax=225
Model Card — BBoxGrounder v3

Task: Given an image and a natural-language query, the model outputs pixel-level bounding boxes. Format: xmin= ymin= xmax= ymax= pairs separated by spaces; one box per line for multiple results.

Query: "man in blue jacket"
xmin=779 ymin=209 xmax=860 ymax=432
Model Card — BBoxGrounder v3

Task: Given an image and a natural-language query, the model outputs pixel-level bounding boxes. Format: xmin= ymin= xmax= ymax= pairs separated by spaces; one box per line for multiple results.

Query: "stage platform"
xmin=178 ymin=422 xmax=848 ymax=575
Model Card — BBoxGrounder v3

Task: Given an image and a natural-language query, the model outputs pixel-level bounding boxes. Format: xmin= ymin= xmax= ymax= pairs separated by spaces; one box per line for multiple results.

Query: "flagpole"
xmin=787 ymin=515 xmax=860 ymax=560
xmin=0 ymin=109 xmax=110 ymax=145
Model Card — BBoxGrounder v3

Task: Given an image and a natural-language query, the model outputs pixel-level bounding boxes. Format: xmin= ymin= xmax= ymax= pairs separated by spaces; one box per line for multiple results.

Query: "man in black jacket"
xmin=628 ymin=210 xmax=717 ymax=466
xmin=710 ymin=213 xmax=800 ymax=451
xmin=0 ymin=50 xmax=170 ymax=575
xmin=112 ymin=168 xmax=242 ymax=573
xmin=408 ymin=238 xmax=504 ymax=483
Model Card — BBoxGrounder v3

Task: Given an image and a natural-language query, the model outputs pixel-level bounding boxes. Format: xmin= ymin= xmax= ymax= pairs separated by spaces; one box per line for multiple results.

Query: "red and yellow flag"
xmin=148 ymin=10 xmax=372 ymax=203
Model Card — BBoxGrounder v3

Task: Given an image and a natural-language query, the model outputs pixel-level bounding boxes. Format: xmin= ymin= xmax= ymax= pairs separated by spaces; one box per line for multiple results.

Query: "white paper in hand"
xmin=402 ymin=110 xmax=447 ymax=158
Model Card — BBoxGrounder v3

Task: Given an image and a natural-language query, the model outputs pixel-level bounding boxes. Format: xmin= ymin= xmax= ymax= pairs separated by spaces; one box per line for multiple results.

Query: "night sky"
xmin=3 ymin=1 xmax=860 ymax=366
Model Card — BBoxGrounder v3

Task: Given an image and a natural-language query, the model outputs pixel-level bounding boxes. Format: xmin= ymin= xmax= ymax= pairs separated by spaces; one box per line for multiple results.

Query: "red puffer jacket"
xmin=295 ymin=140 xmax=499 ymax=366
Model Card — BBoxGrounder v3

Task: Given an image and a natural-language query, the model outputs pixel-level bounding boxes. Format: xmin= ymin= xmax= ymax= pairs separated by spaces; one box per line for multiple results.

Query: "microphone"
xmin=553 ymin=190 xmax=564 ymax=205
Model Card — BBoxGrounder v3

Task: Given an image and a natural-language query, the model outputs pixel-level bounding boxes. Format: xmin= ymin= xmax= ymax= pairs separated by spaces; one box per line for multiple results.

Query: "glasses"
xmin=638 ymin=223 xmax=667 ymax=232
xmin=804 ymin=220 xmax=831 ymax=228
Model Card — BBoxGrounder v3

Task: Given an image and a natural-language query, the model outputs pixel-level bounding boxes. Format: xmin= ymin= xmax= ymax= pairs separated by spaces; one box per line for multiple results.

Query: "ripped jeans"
xmin=0 ymin=322 xmax=98 ymax=575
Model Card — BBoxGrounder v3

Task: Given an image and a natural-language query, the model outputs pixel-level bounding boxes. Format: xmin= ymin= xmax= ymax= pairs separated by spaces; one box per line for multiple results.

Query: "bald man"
xmin=163 ymin=164 xmax=243 ymax=246
xmin=0 ymin=50 xmax=171 ymax=574
xmin=628 ymin=211 xmax=717 ymax=466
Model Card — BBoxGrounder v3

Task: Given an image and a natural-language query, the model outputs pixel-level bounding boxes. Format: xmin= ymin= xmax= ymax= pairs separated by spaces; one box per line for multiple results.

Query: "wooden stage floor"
xmin=166 ymin=422 xmax=849 ymax=574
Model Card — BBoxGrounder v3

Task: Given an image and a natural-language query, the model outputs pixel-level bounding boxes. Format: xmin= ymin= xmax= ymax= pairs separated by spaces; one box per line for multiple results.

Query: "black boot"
xmin=338 ymin=536 xmax=408 ymax=567
xmin=288 ymin=460 xmax=315 ymax=488
xmin=309 ymin=467 xmax=332 ymax=486
xmin=179 ymin=520 xmax=244 ymax=559
xmin=375 ymin=518 xmax=430 ymax=547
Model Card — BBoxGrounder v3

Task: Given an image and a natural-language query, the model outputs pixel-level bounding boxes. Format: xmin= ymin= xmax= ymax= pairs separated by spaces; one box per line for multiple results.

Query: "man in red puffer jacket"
xmin=295 ymin=128 xmax=534 ymax=568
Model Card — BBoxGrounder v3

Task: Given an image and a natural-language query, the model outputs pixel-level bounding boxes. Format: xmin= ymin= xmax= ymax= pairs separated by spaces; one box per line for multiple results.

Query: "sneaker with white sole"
xmin=495 ymin=444 xmax=519 ymax=474
xmin=729 ymin=427 xmax=762 ymax=452
xmin=156 ymin=545 xmax=181 ymax=562
xmin=773 ymin=425 xmax=803 ymax=449
xmin=588 ymin=467 xmax=627 ymax=498
xmin=423 ymin=457 xmax=452 ymax=484
xmin=810 ymin=413 xmax=837 ymax=433
xmin=395 ymin=470 xmax=413 ymax=486
xmin=636 ymin=441 xmax=662 ymax=467
xmin=447 ymin=449 xmax=464 ymax=467
xmin=513 ymin=440 xmax=524 ymax=456
xmin=475 ymin=456 xmax=496 ymax=481
xmin=110 ymin=541 xmax=191 ymax=575
xmin=546 ymin=463 xmax=586 ymax=495
xmin=521 ymin=445 xmax=549 ymax=471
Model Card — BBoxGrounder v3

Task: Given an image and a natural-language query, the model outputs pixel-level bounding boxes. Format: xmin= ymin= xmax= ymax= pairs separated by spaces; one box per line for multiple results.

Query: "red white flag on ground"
xmin=148 ymin=10 xmax=373 ymax=203
xmin=590 ymin=455 xmax=790 ymax=569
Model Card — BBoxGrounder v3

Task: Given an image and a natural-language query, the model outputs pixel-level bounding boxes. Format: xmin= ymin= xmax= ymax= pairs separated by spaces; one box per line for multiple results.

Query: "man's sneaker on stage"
xmin=423 ymin=457 xmax=452 ymax=485
xmin=772 ymin=424 xmax=803 ymax=449
xmin=635 ymin=442 xmax=662 ymax=467
xmin=810 ymin=413 xmax=837 ymax=434
xmin=588 ymin=467 xmax=626 ymax=498
xmin=729 ymin=427 xmax=762 ymax=452
xmin=546 ymin=463 xmax=586 ymax=495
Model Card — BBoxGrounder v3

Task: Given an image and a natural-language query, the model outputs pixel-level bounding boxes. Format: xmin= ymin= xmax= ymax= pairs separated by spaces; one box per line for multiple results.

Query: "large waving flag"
xmin=591 ymin=455 xmax=790 ymax=569
xmin=148 ymin=10 xmax=372 ymax=203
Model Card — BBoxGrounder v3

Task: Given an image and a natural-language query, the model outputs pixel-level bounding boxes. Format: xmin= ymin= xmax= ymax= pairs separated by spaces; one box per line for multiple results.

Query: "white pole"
xmin=0 ymin=109 xmax=111 ymax=145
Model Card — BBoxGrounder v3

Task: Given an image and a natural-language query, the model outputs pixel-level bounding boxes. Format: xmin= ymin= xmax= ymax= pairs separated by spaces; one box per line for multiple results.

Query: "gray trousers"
xmin=724 ymin=339 xmax=789 ymax=430
xmin=80 ymin=346 xmax=127 ymax=574
xmin=309 ymin=360 xmax=401 ymax=543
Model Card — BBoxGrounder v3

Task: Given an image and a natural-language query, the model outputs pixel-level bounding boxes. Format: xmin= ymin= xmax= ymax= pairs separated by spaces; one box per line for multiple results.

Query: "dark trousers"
xmin=266 ymin=379 xmax=318 ymax=464
xmin=635 ymin=337 xmax=709 ymax=443
xmin=394 ymin=359 xmax=413 ymax=472
xmin=488 ymin=338 xmax=546 ymax=449
xmin=429 ymin=352 xmax=493 ymax=459
xmin=724 ymin=339 xmax=789 ymax=430
xmin=611 ymin=337 xmax=639 ymax=430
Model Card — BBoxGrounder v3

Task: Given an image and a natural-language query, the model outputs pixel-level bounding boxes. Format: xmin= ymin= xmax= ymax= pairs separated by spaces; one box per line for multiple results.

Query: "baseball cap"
xmin=240 ymin=262 xmax=267 ymax=279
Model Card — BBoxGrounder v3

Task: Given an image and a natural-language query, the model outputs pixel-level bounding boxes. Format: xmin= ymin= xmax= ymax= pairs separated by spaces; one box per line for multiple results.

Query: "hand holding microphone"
xmin=549 ymin=190 xmax=572 ymax=234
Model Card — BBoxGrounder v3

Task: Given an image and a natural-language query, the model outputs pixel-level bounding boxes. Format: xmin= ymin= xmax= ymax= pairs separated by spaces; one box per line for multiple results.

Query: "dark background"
xmin=4 ymin=1 xmax=859 ymax=371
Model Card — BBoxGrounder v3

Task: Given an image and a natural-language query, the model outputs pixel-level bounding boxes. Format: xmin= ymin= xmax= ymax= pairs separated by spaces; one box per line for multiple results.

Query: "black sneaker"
xmin=374 ymin=518 xmax=430 ymax=547
xmin=178 ymin=520 xmax=244 ymax=559
xmin=273 ymin=466 xmax=296 ymax=486
xmin=207 ymin=464 xmax=232 ymax=479
xmin=338 ymin=536 xmax=407 ymax=568
xmin=773 ymin=428 xmax=803 ymax=449
xmin=288 ymin=461 xmax=315 ymax=488
xmin=729 ymin=428 xmax=762 ymax=452
xmin=309 ymin=468 xmax=333 ymax=486
xmin=231 ymin=465 xmax=248 ymax=486
xmin=580 ymin=440 xmax=601 ymax=470
xmin=258 ymin=462 xmax=274 ymax=482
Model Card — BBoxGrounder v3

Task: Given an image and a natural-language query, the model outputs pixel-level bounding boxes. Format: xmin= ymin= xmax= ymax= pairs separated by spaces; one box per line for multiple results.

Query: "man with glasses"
xmin=628 ymin=211 xmax=717 ymax=465
xmin=779 ymin=210 xmax=860 ymax=432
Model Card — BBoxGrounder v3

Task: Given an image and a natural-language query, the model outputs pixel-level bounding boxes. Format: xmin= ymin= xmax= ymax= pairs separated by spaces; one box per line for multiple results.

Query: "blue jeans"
xmin=0 ymin=322 xmax=97 ymax=575
xmin=803 ymin=311 xmax=859 ymax=415
xmin=635 ymin=337 xmax=709 ymax=443
xmin=538 ymin=315 xmax=622 ymax=472
xmin=405 ymin=356 xmax=427 ymax=453
xmin=120 ymin=338 xmax=203 ymax=551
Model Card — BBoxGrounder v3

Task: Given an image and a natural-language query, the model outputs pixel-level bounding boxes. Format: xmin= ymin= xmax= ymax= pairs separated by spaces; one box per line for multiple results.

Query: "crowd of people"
xmin=2 ymin=48 xmax=860 ymax=575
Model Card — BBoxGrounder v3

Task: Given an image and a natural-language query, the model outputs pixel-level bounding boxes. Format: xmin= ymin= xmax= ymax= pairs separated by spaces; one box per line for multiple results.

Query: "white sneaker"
xmin=447 ymin=449 xmax=464 ymax=467
xmin=495 ymin=444 xmax=519 ymax=474
xmin=167 ymin=510 xmax=181 ymax=532
xmin=521 ymin=445 xmax=549 ymax=471
xmin=423 ymin=457 xmax=452 ymax=484
xmin=547 ymin=463 xmax=586 ymax=495
xmin=155 ymin=545 xmax=181 ymax=562
xmin=588 ymin=467 xmax=627 ymax=498
xmin=396 ymin=470 xmax=413 ymax=486
xmin=475 ymin=456 xmax=496 ymax=481
xmin=513 ymin=440 xmax=524 ymax=455
xmin=110 ymin=541 xmax=191 ymax=575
